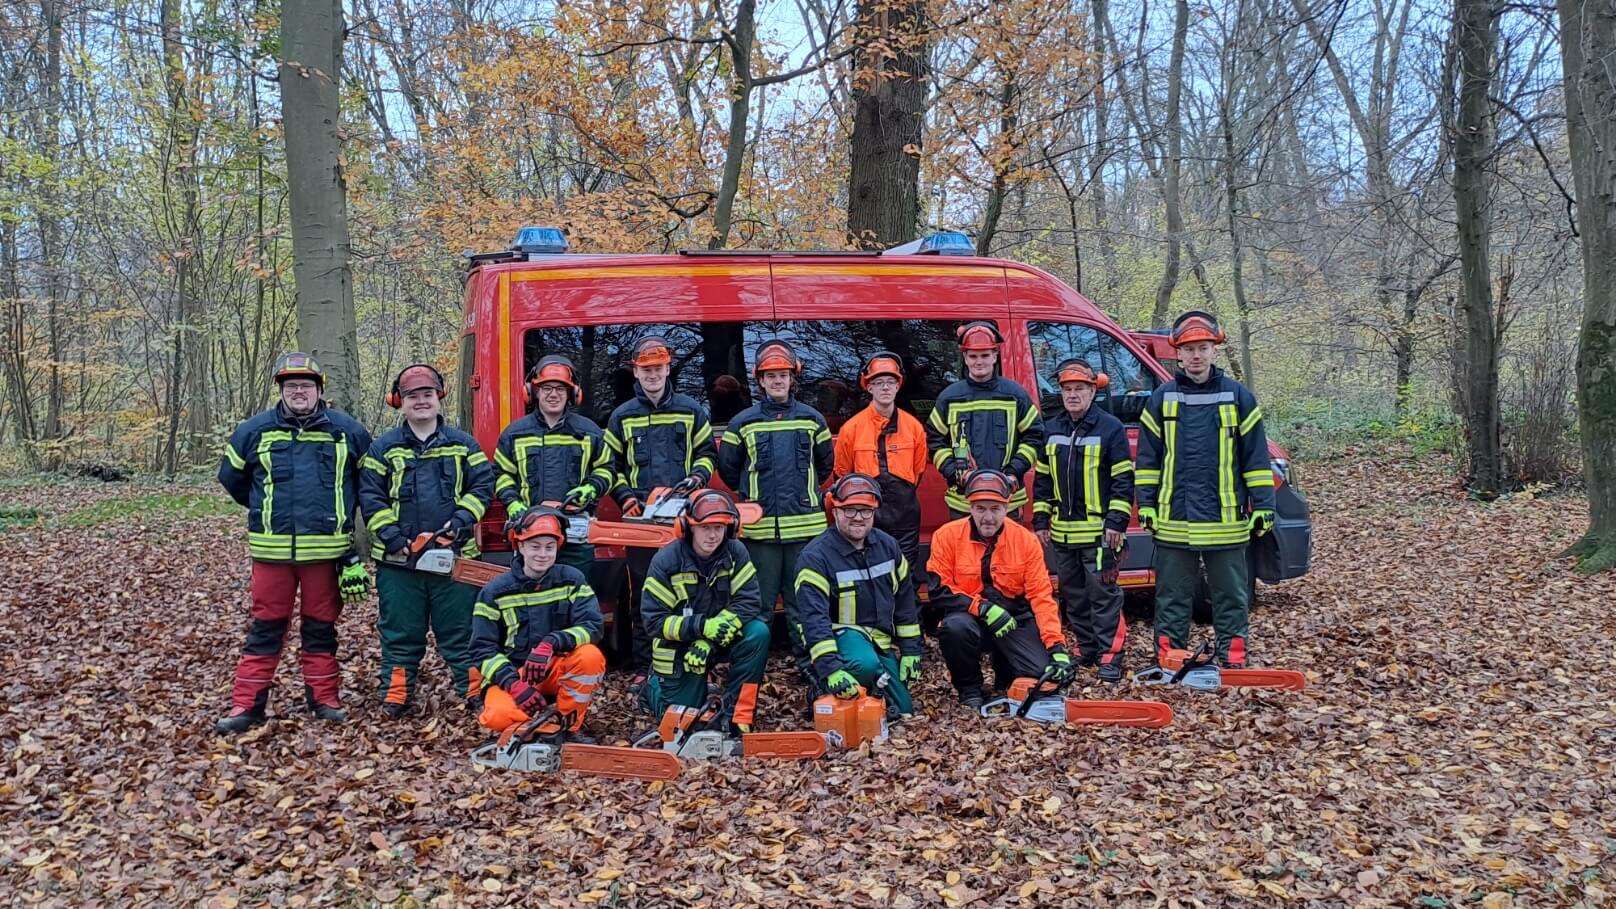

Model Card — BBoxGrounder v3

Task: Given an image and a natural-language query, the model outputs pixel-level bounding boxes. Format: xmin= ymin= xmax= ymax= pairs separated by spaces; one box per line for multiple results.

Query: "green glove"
xmin=900 ymin=655 xmax=921 ymax=685
xmin=1137 ymin=506 xmax=1157 ymax=532
xmin=338 ymin=560 xmax=369 ymax=604
xmin=702 ymin=610 xmax=743 ymax=646
xmin=683 ymin=639 xmax=713 ymax=674
xmin=825 ymin=669 xmax=860 ymax=699
xmin=1047 ymin=644 xmax=1075 ymax=684
xmin=1249 ymin=509 xmax=1275 ymax=536
xmin=561 ymin=485 xmax=597 ymax=512
xmin=979 ymin=601 xmax=1017 ymax=639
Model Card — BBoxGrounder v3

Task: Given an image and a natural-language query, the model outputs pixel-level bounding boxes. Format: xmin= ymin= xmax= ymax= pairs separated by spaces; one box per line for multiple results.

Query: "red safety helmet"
xmin=631 ymin=336 xmax=673 ymax=368
xmin=507 ymin=509 xmax=566 ymax=550
xmin=1054 ymin=358 xmax=1110 ymax=390
xmin=956 ymin=321 xmax=1003 ymax=351
xmin=859 ymin=352 xmax=904 ymax=389
xmin=675 ymin=489 xmax=741 ymax=542
xmin=753 ymin=340 xmax=802 ymax=378
xmin=1170 ymin=310 xmax=1226 ymax=347
xmin=273 ymin=352 xmax=324 ymax=388
xmin=387 ymin=363 xmax=445 ymax=408
xmin=528 ymin=355 xmax=583 ymax=406
xmin=961 ymin=469 xmax=1014 ymax=505
xmin=827 ymin=472 xmax=883 ymax=510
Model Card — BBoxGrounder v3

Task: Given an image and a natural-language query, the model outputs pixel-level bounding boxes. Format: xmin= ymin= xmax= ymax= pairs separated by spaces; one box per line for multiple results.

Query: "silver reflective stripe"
xmin=1164 ymin=391 xmax=1234 ymax=406
xmin=835 ymin=559 xmax=896 ymax=584
xmin=1047 ymin=434 xmax=1102 ymax=448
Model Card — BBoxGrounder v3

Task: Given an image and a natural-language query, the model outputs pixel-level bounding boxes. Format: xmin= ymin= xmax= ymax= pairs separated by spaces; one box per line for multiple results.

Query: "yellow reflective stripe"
xmin=457 ymin=494 xmax=487 ymax=519
xmin=1140 ymin=409 xmax=1161 ymax=437
xmin=1239 ymin=405 xmax=1263 ymax=436
xmin=224 ymin=444 xmax=247 ymax=470
xmin=494 ymin=587 xmax=578 ymax=607
xmin=1159 ymin=399 xmax=1178 ymax=516
xmin=1107 ymin=498 xmax=1132 ymax=514
xmin=1015 ymin=443 xmax=1038 ymax=466
xmin=643 ymin=576 xmax=679 ymax=608
xmin=333 ymin=440 xmax=349 ymax=534
xmin=932 ymin=446 xmax=953 ymax=469
xmin=366 ymin=508 xmax=397 ymax=532
xmin=1111 ymin=460 xmax=1134 ymax=476
xmin=1017 ymin=405 xmax=1038 ymax=432
xmin=1083 ymin=440 xmax=1101 ymax=517
xmin=473 ymin=602 xmax=501 ymax=621
xmin=731 ymin=560 xmax=758 ymax=589
xmin=1218 ymin=403 xmax=1238 ymax=524
xmin=495 ymin=448 xmax=519 ymax=473
xmin=721 ymin=430 xmax=742 ymax=447
xmin=651 ymin=641 xmax=678 ymax=674
xmin=361 ymin=455 xmax=389 ymax=476
xmin=565 ymin=626 xmax=592 ymax=647
xmin=467 ymin=451 xmax=489 ymax=467
xmin=1135 ymin=469 xmax=1161 ymax=486
xmin=796 ymin=568 xmax=831 ymax=596
xmin=660 ymin=616 xmax=686 ymax=639
xmin=1032 ymin=501 xmax=1054 ymax=516
xmin=815 ymin=428 xmax=831 ymax=444
xmin=896 ymin=623 xmax=921 ymax=638
xmin=837 ymin=588 xmax=857 ymax=625
xmin=809 ymin=639 xmax=837 ymax=661
xmin=479 ymin=655 xmax=510 ymax=687
xmin=419 ymin=445 xmax=469 ymax=458
xmin=1034 ymin=460 xmax=1052 ymax=476
xmin=927 ymin=407 xmax=948 ymax=433
xmin=494 ymin=474 xmax=518 ymax=494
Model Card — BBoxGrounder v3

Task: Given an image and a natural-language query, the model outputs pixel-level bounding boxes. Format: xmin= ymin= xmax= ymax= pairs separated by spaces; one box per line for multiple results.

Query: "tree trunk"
xmin=281 ymin=0 xmax=360 ymax=410
xmin=160 ymin=0 xmax=201 ymax=477
xmin=847 ymin=0 xmax=927 ymax=249
xmin=1222 ymin=121 xmax=1257 ymax=390
xmin=1452 ymin=0 xmax=1500 ymax=496
xmin=1087 ymin=0 xmax=1119 ymax=295
xmin=39 ymin=0 xmax=65 ymax=463
xmin=976 ymin=78 xmax=1018 ymax=256
xmin=1557 ymin=0 xmax=1616 ymax=573
xmin=709 ymin=0 xmax=756 ymax=250
xmin=1151 ymin=0 xmax=1190 ymax=329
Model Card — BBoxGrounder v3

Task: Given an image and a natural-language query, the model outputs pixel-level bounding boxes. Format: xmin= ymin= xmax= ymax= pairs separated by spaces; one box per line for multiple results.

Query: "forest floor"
xmin=1 ymin=447 xmax=1613 ymax=907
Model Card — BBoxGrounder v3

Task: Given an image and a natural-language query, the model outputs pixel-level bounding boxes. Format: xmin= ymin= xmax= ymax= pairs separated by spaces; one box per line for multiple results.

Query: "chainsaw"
xmin=382 ymin=522 xmax=462 ymax=576
xmin=980 ymin=666 xmax=1175 ymax=727
xmin=470 ymin=708 xmax=682 ymax=780
xmin=631 ymin=486 xmax=766 ymax=528
xmin=633 ymin=687 xmax=827 ymax=761
xmin=443 ymin=503 xmax=692 ymax=589
xmin=1131 ymin=642 xmax=1307 ymax=691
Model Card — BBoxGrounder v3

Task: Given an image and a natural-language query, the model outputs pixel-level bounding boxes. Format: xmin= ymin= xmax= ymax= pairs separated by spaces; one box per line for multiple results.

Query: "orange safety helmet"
xmin=827 ymin=472 xmax=883 ymax=509
xmin=956 ymin=321 xmax=1003 ymax=351
xmin=1053 ymin=357 xmax=1110 ymax=390
xmin=674 ymin=488 xmax=741 ymax=542
xmin=961 ymin=468 xmax=1015 ymax=505
xmin=528 ymin=355 xmax=584 ymax=406
xmin=631 ymin=336 xmax=673 ymax=368
xmin=273 ymin=351 xmax=324 ymax=388
xmin=1169 ymin=310 xmax=1226 ymax=347
xmin=753 ymin=339 xmax=802 ymax=378
xmin=859 ymin=351 xmax=905 ymax=389
xmin=387 ymin=363 xmax=445 ymax=408
xmin=507 ymin=509 xmax=566 ymax=550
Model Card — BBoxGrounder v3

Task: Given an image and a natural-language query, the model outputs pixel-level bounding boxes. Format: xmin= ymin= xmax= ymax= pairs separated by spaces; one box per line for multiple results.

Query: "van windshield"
xmin=521 ymin=320 xmax=966 ymax=429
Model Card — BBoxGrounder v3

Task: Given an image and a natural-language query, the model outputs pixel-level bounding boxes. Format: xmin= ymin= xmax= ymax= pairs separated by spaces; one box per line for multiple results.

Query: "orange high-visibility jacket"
xmin=926 ymin=517 xmax=1063 ymax=649
xmin=833 ymin=406 xmax=929 ymax=486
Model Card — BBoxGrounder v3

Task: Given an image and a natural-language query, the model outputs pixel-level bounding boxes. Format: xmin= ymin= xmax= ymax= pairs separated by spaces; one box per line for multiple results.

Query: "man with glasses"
xmin=215 ymin=353 xmax=372 ymax=733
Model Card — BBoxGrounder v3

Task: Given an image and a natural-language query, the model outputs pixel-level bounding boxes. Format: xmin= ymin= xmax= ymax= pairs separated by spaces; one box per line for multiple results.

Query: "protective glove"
xmin=1046 ymin=644 xmax=1076 ymax=685
xmin=382 ymin=534 xmax=411 ymax=559
xmin=825 ymin=669 xmax=861 ymax=699
xmin=1137 ymin=506 xmax=1157 ymax=533
xmin=506 ymin=680 xmax=545 ymax=712
xmin=620 ymin=496 xmax=644 ymax=518
xmin=683 ymin=639 xmax=713 ymax=674
xmin=520 ymin=641 xmax=554 ymax=685
xmin=561 ymin=484 xmax=597 ymax=513
xmin=670 ymin=474 xmax=704 ymax=497
xmin=900 ymin=655 xmax=922 ymax=685
xmin=506 ymin=502 xmax=529 ymax=521
xmin=702 ymin=610 xmax=743 ymax=646
xmin=337 ymin=558 xmax=369 ymax=604
xmin=1095 ymin=545 xmax=1122 ymax=586
xmin=1249 ymin=509 xmax=1275 ymax=537
xmin=978 ymin=601 xmax=1018 ymax=639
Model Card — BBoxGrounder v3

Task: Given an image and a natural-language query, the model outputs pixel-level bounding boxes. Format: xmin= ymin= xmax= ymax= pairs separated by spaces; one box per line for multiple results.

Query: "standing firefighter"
xmin=494 ymin=355 xmax=614 ymax=572
xmin=794 ymin=473 xmax=922 ymax=716
xmin=1033 ymin=358 xmax=1134 ymax=682
xmin=604 ymin=336 xmax=718 ymax=685
xmin=928 ymin=469 xmax=1074 ymax=708
xmin=1136 ymin=311 xmax=1275 ymax=668
xmin=832 ymin=351 xmax=928 ymax=574
xmin=718 ymin=340 xmax=833 ymax=682
xmin=215 ymin=353 xmax=373 ymax=733
xmin=470 ymin=510 xmax=606 ymax=740
xmin=640 ymin=489 xmax=770 ymax=731
xmin=358 ymin=364 xmax=494 ymax=718
xmin=926 ymin=321 xmax=1044 ymax=517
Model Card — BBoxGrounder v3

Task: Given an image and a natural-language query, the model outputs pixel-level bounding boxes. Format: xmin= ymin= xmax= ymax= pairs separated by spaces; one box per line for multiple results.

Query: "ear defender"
xmin=389 ymin=364 xmax=447 ymax=409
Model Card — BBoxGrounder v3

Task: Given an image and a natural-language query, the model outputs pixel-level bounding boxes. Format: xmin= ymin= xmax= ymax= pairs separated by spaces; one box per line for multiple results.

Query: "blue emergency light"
xmin=512 ymin=226 xmax=569 ymax=255
xmin=918 ymin=231 xmax=975 ymax=255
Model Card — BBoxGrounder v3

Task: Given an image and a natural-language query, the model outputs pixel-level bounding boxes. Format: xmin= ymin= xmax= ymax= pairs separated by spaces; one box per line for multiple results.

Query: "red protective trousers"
xmin=477 ymin=644 xmax=606 ymax=732
xmin=228 ymin=560 xmax=343 ymax=714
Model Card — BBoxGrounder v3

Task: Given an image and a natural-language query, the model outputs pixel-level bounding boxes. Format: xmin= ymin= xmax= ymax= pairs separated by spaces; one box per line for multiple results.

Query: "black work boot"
xmin=562 ymin=729 xmax=596 ymax=745
xmin=214 ymin=690 xmax=269 ymax=735
xmin=305 ymin=686 xmax=346 ymax=723
xmin=957 ymin=689 xmax=985 ymax=710
xmin=381 ymin=702 xmax=411 ymax=720
xmin=1097 ymin=662 xmax=1124 ymax=684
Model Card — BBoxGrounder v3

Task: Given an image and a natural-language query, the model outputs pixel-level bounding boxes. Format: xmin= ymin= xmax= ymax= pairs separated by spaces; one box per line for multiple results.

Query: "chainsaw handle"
xmin=1168 ymin=641 xmax=1216 ymax=685
xmin=1014 ymin=665 xmax=1064 ymax=719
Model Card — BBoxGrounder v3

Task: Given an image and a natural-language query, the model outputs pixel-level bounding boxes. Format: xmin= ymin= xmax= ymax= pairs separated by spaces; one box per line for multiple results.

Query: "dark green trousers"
xmin=556 ymin=541 xmax=594 ymax=575
xmin=829 ymin=628 xmax=913 ymax=714
xmin=643 ymin=620 xmax=771 ymax=725
xmin=375 ymin=563 xmax=477 ymax=705
xmin=1152 ymin=543 xmax=1250 ymax=666
xmin=744 ymin=539 xmax=810 ymax=679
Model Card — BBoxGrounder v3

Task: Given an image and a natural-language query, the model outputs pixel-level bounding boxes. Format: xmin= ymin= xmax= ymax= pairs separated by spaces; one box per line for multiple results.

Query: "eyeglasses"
xmin=282 ymin=381 xmax=318 ymax=392
xmin=840 ymin=507 xmax=876 ymax=519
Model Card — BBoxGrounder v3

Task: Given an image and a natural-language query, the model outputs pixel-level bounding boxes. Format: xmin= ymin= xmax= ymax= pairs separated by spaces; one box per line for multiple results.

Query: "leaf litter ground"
xmin=1 ymin=449 xmax=1612 ymax=907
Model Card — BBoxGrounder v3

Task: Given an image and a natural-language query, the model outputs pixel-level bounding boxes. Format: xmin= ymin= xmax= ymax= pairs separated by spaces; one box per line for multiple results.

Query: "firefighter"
xmin=928 ymin=469 xmax=1074 ymax=708
xmin=1136 ymin=311 xmax=1275 ymax=668
xmin=639 ymin=489 xmax=770 ymax=731
xmin=604 ymin=335 xmax=719 ymax=686
xmin=795 ymin=473 xmax=922 ymax=716
xmin=926 ymin=321 xmax=1045 ymax=518
xmin=717 ymin=340 xmax=833 ymax=682
xmin=357 ymin=364 xmax=494 ymax=718
xmin=214 ymin=352 xmax=373 ymax=733
xmin=493 ymin=355 xmax=614 ymax=573
xmin=832 ymin=351 xmax=928 ymax=575
xmin=469 ymin=510 xmax=606 ymax=740
xmin=1033 ymin=358 xmax=1134 ymax=682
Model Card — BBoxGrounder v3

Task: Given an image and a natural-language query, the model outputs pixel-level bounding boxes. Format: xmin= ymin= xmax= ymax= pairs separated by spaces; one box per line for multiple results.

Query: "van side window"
xmin=455 ymin=333 xmax=475 ymax=429
xmin=1027 ymin=321 xmax=1159 ymax=424
xmin=520 ymin=320 xmax=964 ymax=430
